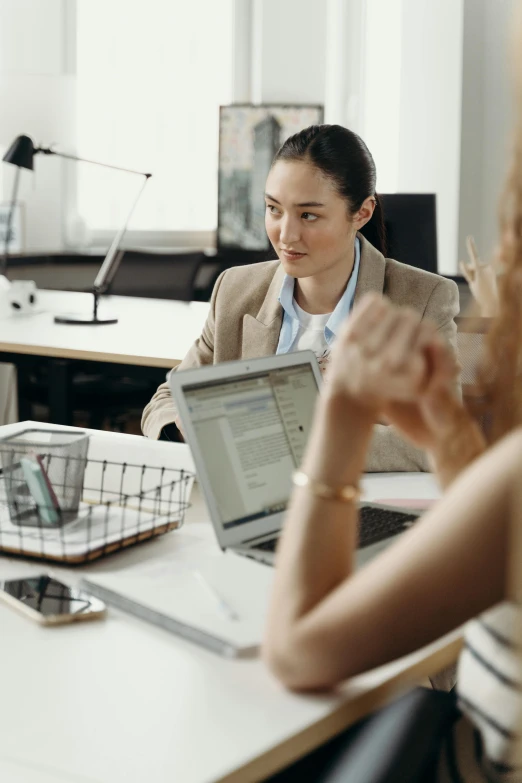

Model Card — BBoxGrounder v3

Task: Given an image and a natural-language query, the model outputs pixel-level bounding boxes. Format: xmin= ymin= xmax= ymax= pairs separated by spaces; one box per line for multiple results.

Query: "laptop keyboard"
xmin=254 ymin=538 xmax=278 ymax=552
xmin=251 ymin=506 xmax=418 ymax=556
xmin=358 ymin=505 xmax=418 ymax=548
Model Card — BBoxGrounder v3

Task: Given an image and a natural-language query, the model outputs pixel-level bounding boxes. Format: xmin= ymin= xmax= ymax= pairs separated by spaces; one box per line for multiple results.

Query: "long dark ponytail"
xmin=273 ymin=124 xmax=387 ymax=256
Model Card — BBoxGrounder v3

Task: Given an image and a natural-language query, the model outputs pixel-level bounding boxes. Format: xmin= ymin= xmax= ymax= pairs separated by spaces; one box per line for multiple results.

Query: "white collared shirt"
xmin=276 ymin=237 xmax=361 ymax=373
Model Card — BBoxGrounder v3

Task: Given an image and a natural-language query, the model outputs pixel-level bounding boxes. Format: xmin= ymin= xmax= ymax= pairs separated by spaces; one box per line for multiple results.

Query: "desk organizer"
xmin=0 ymin=429 xmax=193 ymax=564
xmin=0 ymin=428 xmax=90 ymax=527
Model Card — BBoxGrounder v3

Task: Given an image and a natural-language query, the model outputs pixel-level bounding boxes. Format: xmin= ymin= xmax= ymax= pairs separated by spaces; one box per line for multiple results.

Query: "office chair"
xmin=267 ymin=687 xmax=459 ymax=783
xmin=320 ymin=688 xmax=458 ymax=783
xmin=359 ymin=194 xmax=438 ymax=274
xmin=106 ymin=250 xmax=206 ymax=301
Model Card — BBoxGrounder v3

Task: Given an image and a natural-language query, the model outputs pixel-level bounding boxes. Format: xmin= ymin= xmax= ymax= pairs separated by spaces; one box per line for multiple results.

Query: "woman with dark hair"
xmin=142 ymin=124 xmax=458 ymax=471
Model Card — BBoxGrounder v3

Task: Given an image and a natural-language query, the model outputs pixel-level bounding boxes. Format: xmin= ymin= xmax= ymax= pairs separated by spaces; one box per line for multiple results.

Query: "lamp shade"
xmin=2 ymin=135 xmax=36 ymax=170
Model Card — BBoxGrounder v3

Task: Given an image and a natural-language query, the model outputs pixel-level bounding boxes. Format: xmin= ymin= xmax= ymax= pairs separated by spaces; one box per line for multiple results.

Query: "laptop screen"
xmin=183 ymin=362 xmax=318 ymax=529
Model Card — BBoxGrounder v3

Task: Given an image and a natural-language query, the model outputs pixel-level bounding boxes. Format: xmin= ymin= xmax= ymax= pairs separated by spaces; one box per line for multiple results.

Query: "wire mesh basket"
xmin=0 ymin=428 xmax=90 ymax=527
xmin=0 ymin=429 xmax=194 ymax=565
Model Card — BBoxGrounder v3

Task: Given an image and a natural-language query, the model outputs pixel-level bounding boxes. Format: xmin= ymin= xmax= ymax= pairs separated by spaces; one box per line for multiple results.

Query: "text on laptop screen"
xmin=183 ymin=363 xmax=318 ymax=529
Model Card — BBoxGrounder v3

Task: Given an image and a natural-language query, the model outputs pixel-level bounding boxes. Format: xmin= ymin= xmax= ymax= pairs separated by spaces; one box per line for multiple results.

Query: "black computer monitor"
xmin=359 ymin=193 xmax=438 ymax=274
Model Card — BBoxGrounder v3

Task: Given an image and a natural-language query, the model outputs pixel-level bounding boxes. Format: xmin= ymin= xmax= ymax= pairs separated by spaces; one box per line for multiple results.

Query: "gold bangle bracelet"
xmin=292 ymin=470 xmax=360 ymax=503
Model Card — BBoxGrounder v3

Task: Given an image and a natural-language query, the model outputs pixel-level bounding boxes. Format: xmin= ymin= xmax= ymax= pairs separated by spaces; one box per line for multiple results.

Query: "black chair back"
xmin=107 ymin=250 xmax=205 ymax=301
xmin=359 ymin=193 xmax=437 ymax=274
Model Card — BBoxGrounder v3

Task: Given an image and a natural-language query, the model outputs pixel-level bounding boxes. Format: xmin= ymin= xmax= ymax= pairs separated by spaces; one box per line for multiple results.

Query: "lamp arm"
xmin=1 ymin=134 xmax=155 ymax=326
xmin=2 ymin=166 xmax=21 ymax=276
xmin=35 ymin=146 xmax=151 ymax=178
xmin=93 ymin=173 xmax=151 ymax=295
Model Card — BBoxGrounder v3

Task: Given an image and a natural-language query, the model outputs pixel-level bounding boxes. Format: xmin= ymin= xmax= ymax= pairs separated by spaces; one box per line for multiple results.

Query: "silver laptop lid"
xmin=170 ymin=352 xmax=322 ymax=550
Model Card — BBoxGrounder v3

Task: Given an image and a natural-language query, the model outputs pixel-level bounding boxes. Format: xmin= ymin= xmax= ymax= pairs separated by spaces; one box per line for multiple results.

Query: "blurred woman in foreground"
xmin=263 ymin=16 xmax=522 ymax=783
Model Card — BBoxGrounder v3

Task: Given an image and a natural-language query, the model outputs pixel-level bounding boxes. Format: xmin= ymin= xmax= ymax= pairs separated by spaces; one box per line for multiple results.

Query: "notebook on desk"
xmin=170 ymin=351 xmax=423 ymax=569
xmin=82 ymin=551 xmax=273 ymax=658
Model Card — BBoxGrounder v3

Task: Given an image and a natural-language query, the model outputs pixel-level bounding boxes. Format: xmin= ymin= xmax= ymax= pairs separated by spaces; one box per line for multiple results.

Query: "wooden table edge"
xmin=217 ymin=635 xmax=463 ymax=783
xmin=0 ymin=342 xmax=180 ymax=368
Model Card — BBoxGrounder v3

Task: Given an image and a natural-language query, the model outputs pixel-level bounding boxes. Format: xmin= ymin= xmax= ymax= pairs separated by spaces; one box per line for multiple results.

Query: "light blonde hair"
xmin=479 ymin=13 xmax=522 ymax=442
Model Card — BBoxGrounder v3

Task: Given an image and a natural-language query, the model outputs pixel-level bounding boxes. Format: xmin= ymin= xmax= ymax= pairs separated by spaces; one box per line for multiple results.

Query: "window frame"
xmin=63 ymin=0 xmax=253 ymax=252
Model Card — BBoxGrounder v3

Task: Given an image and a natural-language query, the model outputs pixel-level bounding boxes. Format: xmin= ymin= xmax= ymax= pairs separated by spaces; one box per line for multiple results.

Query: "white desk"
xmin=0 ymin=289 xmax=210 ymax=368
xmin=0 ymin=423 xmax=461 ymax=783
xmin=0 ymin=290 xmax=210 ymax=424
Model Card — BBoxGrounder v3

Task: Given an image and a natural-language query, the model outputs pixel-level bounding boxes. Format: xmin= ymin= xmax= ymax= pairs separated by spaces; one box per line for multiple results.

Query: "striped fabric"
xmin=438 ymin=603 xmax=522 ymax=782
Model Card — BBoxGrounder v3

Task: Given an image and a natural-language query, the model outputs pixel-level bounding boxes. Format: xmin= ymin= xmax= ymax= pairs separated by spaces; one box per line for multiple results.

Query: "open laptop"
xmin=170 ymin=352 xmax=422 ymax=568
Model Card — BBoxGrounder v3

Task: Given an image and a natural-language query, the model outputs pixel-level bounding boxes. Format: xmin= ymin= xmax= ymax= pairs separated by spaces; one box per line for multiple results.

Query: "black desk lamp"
xmin=2 ymin=134 xmax=152 ymax=325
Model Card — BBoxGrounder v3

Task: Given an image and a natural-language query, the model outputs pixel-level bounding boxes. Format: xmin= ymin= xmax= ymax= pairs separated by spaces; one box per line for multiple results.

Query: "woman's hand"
xmin=326 ymin=293 xmax=486 ymax=484
xmin=381 ymin=333 xmax=462 ymax=451
xmin=327 ymin=293 xmax=432 ymax=410
xmin=460 ymin=235 xmax=499 ymax=317
xmin=378 ymin=320 xmax=486 ymax=485
xmin=303 ymin=294 xmax=433 ymax=490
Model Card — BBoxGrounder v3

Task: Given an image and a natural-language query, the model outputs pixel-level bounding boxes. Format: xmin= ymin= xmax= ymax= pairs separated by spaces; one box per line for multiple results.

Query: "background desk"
xmin=0 ymin=423 xmax=462 ymax=783
xmin=0 ymin=290 xmax=210 ymax=425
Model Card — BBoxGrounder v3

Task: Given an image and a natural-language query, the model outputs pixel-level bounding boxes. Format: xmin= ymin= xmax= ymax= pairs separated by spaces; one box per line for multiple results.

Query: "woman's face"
xmin=264 ymin=159 xmax=372 ymax=279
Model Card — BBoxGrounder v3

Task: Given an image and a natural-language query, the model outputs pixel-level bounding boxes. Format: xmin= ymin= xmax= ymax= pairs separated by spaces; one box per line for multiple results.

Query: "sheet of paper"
xmin=84 ymin=551 xmax=274 ymax=650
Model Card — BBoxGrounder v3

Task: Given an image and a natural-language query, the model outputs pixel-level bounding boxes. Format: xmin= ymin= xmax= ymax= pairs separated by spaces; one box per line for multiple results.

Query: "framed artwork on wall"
xmin=217 ymin=104 xmax=324 ymax=252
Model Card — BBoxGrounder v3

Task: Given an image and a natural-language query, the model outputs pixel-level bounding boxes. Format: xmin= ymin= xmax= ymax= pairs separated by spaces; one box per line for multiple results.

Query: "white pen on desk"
xmin=193 ymin=570 xmax=240 ymax=622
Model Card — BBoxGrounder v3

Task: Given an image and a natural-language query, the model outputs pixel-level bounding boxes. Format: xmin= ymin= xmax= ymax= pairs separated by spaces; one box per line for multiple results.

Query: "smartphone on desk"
xmin=0 ymin=575 xmax=106 ymax=625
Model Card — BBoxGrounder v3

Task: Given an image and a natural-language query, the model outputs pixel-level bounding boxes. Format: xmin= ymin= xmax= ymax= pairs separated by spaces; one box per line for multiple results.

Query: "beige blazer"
xmin=142 ymin=235 xmax=459 ymax=471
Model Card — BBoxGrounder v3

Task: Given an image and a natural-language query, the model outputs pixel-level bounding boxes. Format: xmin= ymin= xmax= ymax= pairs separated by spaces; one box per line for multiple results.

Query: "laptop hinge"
xmin=241 ymin=529 xmax=280 ymax=546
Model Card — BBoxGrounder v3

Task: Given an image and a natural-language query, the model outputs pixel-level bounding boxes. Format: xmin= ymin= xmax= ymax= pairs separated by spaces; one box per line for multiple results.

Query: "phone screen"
xmin=0 ymin=575 xmax=105 ymax=617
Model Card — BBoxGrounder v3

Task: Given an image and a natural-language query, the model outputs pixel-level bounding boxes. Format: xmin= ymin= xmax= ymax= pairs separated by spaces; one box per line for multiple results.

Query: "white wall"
xmin=252 ymin=0 xmax=465 ymax=275
xmin=250 ymin=0 xmax=327 ymax=104
xmin=324 ymin=0 xmax=367 ymax=133
xmin=0 ymin=0 xmax=73 ymax=252
xmin=257 ymin=1 xmax=514 ymax=278
xmin=1 ymin=0 xmax=512 ymax=274
xmin=359 ymin=0 xmax=464 ymax=275
xmin=361 ymin=0 xmax=403 ymax=191
xmin=458 ymin=0 xmax=515 ymax=266
xmin=396 ymin=0 xmax=464 ymax=275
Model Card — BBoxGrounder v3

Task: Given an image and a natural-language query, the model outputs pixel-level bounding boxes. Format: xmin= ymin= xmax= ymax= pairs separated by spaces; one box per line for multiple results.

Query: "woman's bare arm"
xmin=264 ymin=395 xmax=519 ymax=691
xmin=263 ymin=295 xmax=515 ymax=691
